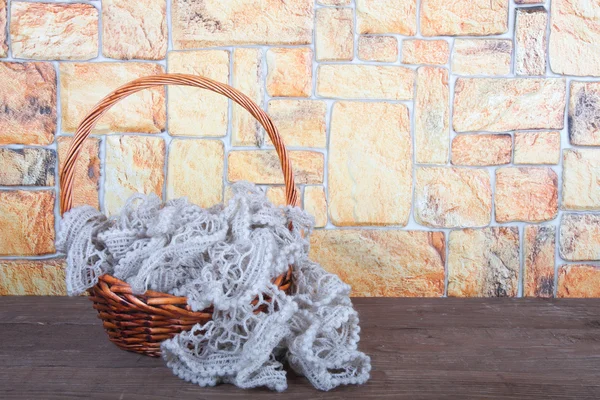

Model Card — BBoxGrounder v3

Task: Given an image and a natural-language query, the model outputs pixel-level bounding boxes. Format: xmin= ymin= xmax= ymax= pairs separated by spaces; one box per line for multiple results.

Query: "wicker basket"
xmin=60 ymin=74 xmax=299 ymax=357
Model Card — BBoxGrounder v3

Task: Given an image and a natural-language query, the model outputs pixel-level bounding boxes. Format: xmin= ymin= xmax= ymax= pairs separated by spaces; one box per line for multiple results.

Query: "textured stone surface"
xmin=10 ymin=2 xmax=98 ymax=60
xmin=358 ymin=35 xmax=398 ymax=62
xmin=448 ymin=227 xmax=520 ymax=297
xmin=104 ymin=136 xmax=165 ymax=216
xmin=451 ymin=39 xmax=512 ymax=76
xmin=0 ymin=148 xmax=55 ymax=186
xmin=266 ymin=48 xmax=312 ymax=97
xmin=57 ymin=137 xmax=100 ymax=210
xmin=402 ymin=39 xmax=449 ymax=65
xmin=451 ymin=134 xmax=512 ymax=166
xmin=329 ymin=102 xmax=412 ymax=226
xmin=60 ymin=63 xmax=165 ymax=134
xmin=172 ymin=0 xmax=313 ymax=48
xmin=495 ymin=167 xmax=558 ymax=223
xmin=514 ymin=131 xmax=561 ymax=165
xmin=516 ymin=0 xmax=543 ymax=3
xmin=168 ymin=50 xmax=229 ymax=137
xmin=557 ymin=264 xmax=600 ymax=298
xmin=415 ymin=167 xmax=492 ymax=228
xmin=562 ymin=149 xmax=600 ymax=211
xmin=0 ymin=190 xmax=55 ymax=256
xmin=356 ymin=0 xmax=416 ymax=35
xmin=0 ymin=62 xmax=56 ymax=145
xmin=309 ymin=230 xmax=445 ymax=297
xmin=524 ymin=225 xmax=556 ymax=298
xmin=421 ymin=0 xmax=509 ymax=36
xmin=415 ymin=67 xmax=449 ymax=165
xmin=315 ymin=7 xmax=353 ymax=61
xmin=549 ymin=0 xmax=600 ymax=76
xmin=265 ymin=186 xmax=287 ymax=207
xmin=102 ymin=0 xmax=167 ymax=60
xmin=569 ymin=81 xmax=600 ymax=146
xmin=317 ymin=65 xmax=414 ymax=100
xmin=515 ymin=7 xmax=547 ymax=76
xmin=267 ymin=100 xmax=327 ymax=148
xmin=0 ymin=0 xmax=7 ymax=57
xmin=232 ymin=48 xmax=263 ymax=146
xmin=453 ymin=78 xmax=566 ymax=132
xmin=560 ymin=214 xmax=600 ymax=261
xmin=304 ymin=186 xmax=327 ymax=228
xmin=0 ymin=259 xmax=66 ymax=295
xmin=228 ymin=151 xmax=324 ymax=185
xmin=318 ymin=0 xmax=351 ymax=4
xmin=167 ymin=139 xmax=223 ymax=209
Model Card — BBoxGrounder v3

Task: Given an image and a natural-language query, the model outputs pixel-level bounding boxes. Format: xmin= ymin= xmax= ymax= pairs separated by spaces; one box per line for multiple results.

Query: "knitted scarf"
xmin=56 ymin=182 xmax=371 ymax=391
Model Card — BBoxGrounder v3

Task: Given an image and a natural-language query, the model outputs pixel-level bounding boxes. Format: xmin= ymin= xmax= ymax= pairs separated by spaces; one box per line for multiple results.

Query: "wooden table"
xmin=2 ymin=297 xmax=600 ymax=399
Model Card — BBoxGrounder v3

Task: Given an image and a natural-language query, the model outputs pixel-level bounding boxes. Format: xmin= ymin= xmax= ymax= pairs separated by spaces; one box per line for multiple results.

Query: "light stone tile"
xmin=358 ymin=35 xmax=398 ymax=62
xmin=514 ymin=131 xmax=560 ymax=165
xmin=167 ymin=139 xmax=224 ymax=208
xmin=0 ymin=148 xmax=55 ymax=186
xmin=168 ymin=50 xmax=229 ymax=137
xmin=524 ymin=225 xmax=556 ymax=298
xmin=451 ymin=134 xmax=512 ymax=166
xmin=266 ymin=47 xmax=313 ymax=97
xmin=515 ymin=7 xmax=548 ymax=76
xmin=451 ymin=39 xmax=512 ymax=76
xmin=557 ymin=264 xmax=600 ymax=298
xmin=560 ymin=214 xmax=600 ymax=261
xmin=421 ymin=0 xmax=509 ymax=36
xmin=0 ymin=259 xmax=66 ymax=295
xmin=228 ymin=151 xmax=324 ymax=185
xmin=356 ymin=0 xmax=416 ymax=35
xmin=57 ymin=137 xmax=100 ymax=210
xmin=562 ymin=149 xmax=600 ymax=211
xmin=304 ymin=186 xmax=327 ymax=228
xmin=309 ymin=230 xmax=445 ymax=297
xmin=0 ymin=0 xmax=7 ymax=57
xmin=329 ymin=101 xmax=412 ymax=226
xmin=267 ymin=100 xmax=327 ymax=148
xmin=232 ymin=48 xmax=264 ymax=146
xmin=402 ymin=39 xmax=449 ymax=65
xmin=569 ymin=81 xmax=600 ymax=146
xmin=315 ymin=7 xmax=354 ymax=61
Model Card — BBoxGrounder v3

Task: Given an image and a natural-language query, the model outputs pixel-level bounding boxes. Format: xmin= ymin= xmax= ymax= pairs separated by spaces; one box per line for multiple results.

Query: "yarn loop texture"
xmin=57 ymin=182 xmax=371 ymax=391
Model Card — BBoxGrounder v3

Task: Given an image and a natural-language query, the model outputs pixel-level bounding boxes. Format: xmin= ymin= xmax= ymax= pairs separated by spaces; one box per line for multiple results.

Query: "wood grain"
xmin=1 ymin=297 xmax=600 ymax=399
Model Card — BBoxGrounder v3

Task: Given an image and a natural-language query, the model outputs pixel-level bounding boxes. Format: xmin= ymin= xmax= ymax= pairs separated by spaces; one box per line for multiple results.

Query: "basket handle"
xmin=60 ymin=73 xmax=299 ymax=214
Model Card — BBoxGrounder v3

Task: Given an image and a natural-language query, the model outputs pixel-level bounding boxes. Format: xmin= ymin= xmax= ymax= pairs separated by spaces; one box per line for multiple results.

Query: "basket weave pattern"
xmin=60 ymin=74 xmax=298 ymax=357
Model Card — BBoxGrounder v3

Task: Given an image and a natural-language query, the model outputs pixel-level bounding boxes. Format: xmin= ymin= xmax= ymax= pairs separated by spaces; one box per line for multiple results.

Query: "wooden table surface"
xmin=2 ymin=297 xmax=600 ymax=399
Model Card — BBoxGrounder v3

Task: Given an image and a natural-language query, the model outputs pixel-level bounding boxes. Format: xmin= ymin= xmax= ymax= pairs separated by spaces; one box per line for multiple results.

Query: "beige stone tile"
xmin=453 ymin=78 xmax=566 ymax=132
xmin=515 ymin=7 xmax=547 ymax=76
xmin=267 ymin=100 xmax=327 ymax=148
xmin=266 ymin=47 xmax=312 ymax=97
xmin=557 ymin=264 xmax=600 ymax=298
xmin=171 ymin=0 xmax=313 ymax=49
xmin=232 ymin=48 xmax=264 ymax=146
xmin=415 ymin=67 xmax=449 ymax=164
xmin=317 ymin=64 xmax=414 ymax=100
xmin=57 ymin=137 xmax=100 ymax=210
xmin=356 ymin=0 xmax=416 ymax=35
xmin=309 ymin=230 xmax=445 ymax=297
xmin=228 ymin=150 xmax=324 ymax=185
xmin=316 ymin=7 xmax=353 ymax=61
xmin=549 ymin=0 xmax=600 ymax=76
xmin=421 ymin=0 xmax=508 ymax=36
xmin=448 ymin=227 xmax=520 ymax=297
xmin=516 ymin=0 xmax=543 ymax=3
xmin=10 ymin=2 xmax=98 ymax=60
xmin=168 ymin=50 xmax=229 ymax=137
xmin=524 ymin=225 xmax=556 ymax=298
xmin=304 ymin=186 xmax=327 ymax=228
xmin=402 ymin=39 xmax=449 ymax=65
xmin=495 ymin=167 xmax=558 ymax=223
xmin=560 ymin=214 xmax=600 ymax=261
xmin=318 ymin=0 xmax=351 ymax=4
xmin=0 ymin=62 xmax=56 ymax=145
xmin=60 ymin=62 xmax=165 ymax=134
xmin=0 ymin=148 xmax=55 ymax=186
xmin=569 ymin=81 xmax=600 ymax=146
xmin=451 ymin=134 xmax=512 ymax=166
xmin=562 ymin=149 xmax=600 ymax=211
xmin=104 ymin=136 xmax=165 ymax=215
xmin=0 ymin=190 xmax=55 ymax=256
xmin=0 ymin=259 xmax=66 ymax=295
xmin=266 ymin=186 xmax=287 ymax=207
xmin=514 ymin=131 xmax=560 ymax=165
xmin=414 ymin=167 xmax=492 ymax=228
xmin=329 ymin=102 xmax=412 ymax=226
xmin=0 ymin=0 xmax=7 ymax=57
xmin=102 ymin=0 xmax=167 ymax=60
xmin=358 ymin=35 xmax=398 ymax=62
xmin=167 ymin=139 xmax=223 ymax=208
xmin=451 ymin=39 xmax=512 ymax=76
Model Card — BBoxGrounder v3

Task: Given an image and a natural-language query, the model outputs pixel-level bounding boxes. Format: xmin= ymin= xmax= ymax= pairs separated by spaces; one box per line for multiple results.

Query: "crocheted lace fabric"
xmin=57 ymin=182 xmax=371 ymax=391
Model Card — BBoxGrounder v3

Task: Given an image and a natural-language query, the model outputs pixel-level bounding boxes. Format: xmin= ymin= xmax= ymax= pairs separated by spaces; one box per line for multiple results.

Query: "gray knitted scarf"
xmin=56 ymin=182 xmax=371 ymax=391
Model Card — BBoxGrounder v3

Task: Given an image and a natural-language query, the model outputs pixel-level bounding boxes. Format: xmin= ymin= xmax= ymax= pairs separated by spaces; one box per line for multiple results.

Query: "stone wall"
xmin=0 ymin=0 xmax=599 ymax=298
